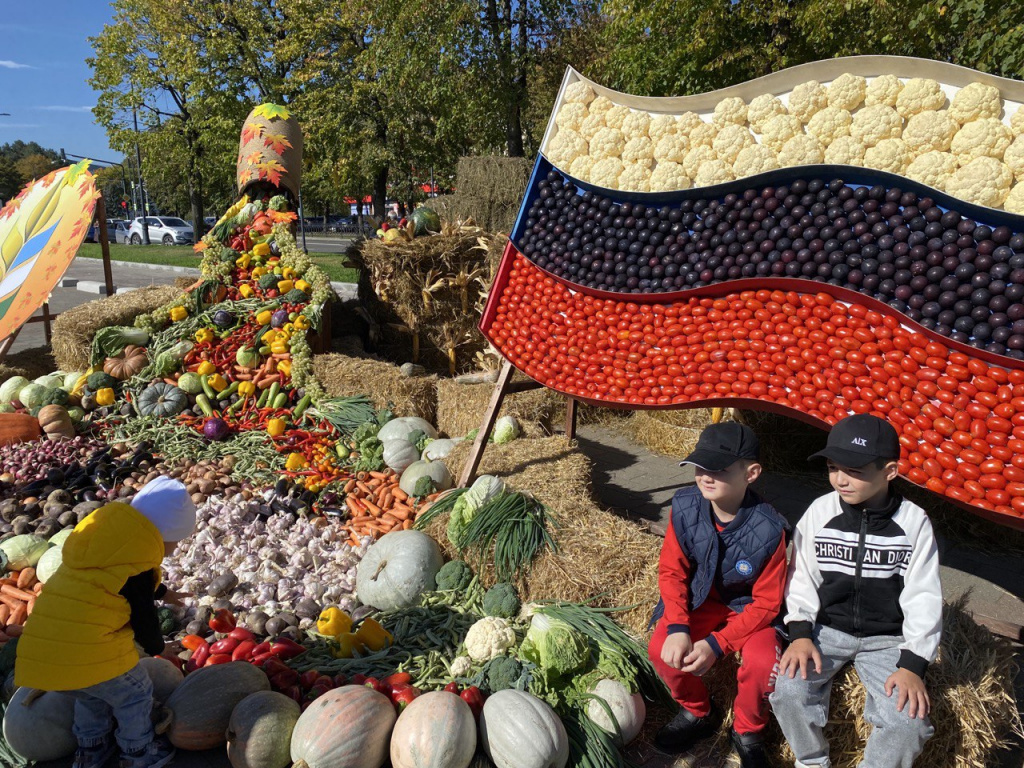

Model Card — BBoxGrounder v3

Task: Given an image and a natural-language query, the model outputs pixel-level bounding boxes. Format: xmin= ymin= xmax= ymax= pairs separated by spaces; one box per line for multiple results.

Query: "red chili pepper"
xmin=314 ymin=675 xmax=334 ymax=689
xmin=250 ymin=652 xmax=275 ymax=667
xmin=332 ymin=674 xmax=349 ymax=688
xmin=209 ymin=608 xmax=237 ymax=634
xmin=269 ymin=639 xmax=305 ymax=660
xmin=444 ymin=682 xmax=460 ymax=695
xmin=228 ymin=627 xmax=256 ymax=644
xmin=384 ymin=671 xmax=413 ymax=687
xmin=281 ymin=685 xmax=303 ymax=705
xmin=210 ymin=637 xmax=239 ymax=655
xmin=306 ymin=683 xmax=332 ymax=701
xmin=190 ymin=643 xmax=211 ymax=667
xmin=269 ymin=668 xmax=300 ymax=689
xmin=299 ymin=670 xmax=321 ymax=691
xmin=350 ymin=673 xmax=367 ymax=686
xmin=204 ymin=653 xmax=232 ymax=666
xmin=252 ymin=641 xmax=272 ymax=657
xmin=393 ymin=686 xmax=420 ymax=712
xmin=460 ymin=686 xmax=484 ymax=720
xmin=232 ymin=640 xmax=257 ymax=662
xmin=181 ymin=634 xmax=207 ymax=652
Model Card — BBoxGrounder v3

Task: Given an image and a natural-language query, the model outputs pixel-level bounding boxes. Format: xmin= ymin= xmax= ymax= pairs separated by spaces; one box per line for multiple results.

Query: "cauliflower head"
xmin=761 ymin=114 xmax=803 ymax=152
xmin=945 ymin=156 xmax=1012 ymax=208
xmin=688 ymin=121 xmax=719 ymax=148
xmin=865 ymin=74 xmax=904 ymax=107
xmin=788 ymin=80 xmax=829 ymax=123
xmin=828 ymin=73 xmax=867 ymax=111
xmin=579 ymin=112 xmax=608 ymax=142
xmin=902 ymin=110 xmax=958 ymax=154
xmin=604 ymin=105 xmax=630 ymax=130
xmin=620 ymin=110 xmax=652 ymax=138
xmin=712 ymin=124 xmax=755 ymax=163
xmin=864 ymin=138 xmax=912 ymax=174
xmin=563 ymin=81 xmax=597 ymax=105
xmin=950 ymin=118 xmax=1012 ymax=164
xmin=713 ymin=96 xmax=747 ymax=126
xmin=649 ymin=161 xmax=691 ymax=192
xmin=682 ymin=145 xmax=718 ymax=179
xmin=694 ymin=158 xmax=736 ymax=186
xmin=896 ymin=77 xmax=946 ymax=118
xmin=1002 ymin=136 xmax=1024 ymax=179
xmin=653 ymin=134 xmax=689 ymax=163
xmin=823 ymin=135 xmax=866 ymax=166
xmin=850 ymin=104 xmax=903 ymax=148
xmin=1011 ymin=105 xmax=1024 ymax=137
xmin=546 ymin=129 xmax=587 ymax=166
xmin=1004 ymin=182 xmax=1024 ymax=214
xmin=568 ymin=155 xmax=596 ymax=182
xmin=618 ymin=162 xmax=653 ymax=192
xmin=949 ymin=82 xmax=1002 ymax=125
xmin=806 ymin=106 xmax=852 ymax=145
xmin=555 ymin=102 xmax=588 ymax=133
xmin=676 ymin=112 xmax=704 ymax=134
xmin=649 ymin=114 xmax=678 ymax=144
xmin=589 ymin=127 xmax=625 ymax=159
xmin=622 ymin=135 xmax=655 ymax=167
xmin=450 ymin=655 xmax=474 ymax=677
xmin=464 ymin=616 xmax=516 ymax=661
xmin=905 ymin=151 xmax=957 ymax=189
xmin=590 ymin=157 xmax=624 ymax=187
xmin=778 ymin=134 xmax=826 ymax=166
xmin=733 ymin=144 xmax=780 ymax=177
xmin=747 ymin=94 xmax=787 ymax=132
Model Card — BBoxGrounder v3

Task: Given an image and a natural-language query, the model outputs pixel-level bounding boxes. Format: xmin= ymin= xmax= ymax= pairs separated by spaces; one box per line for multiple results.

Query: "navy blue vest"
xmin=650 ymin=486 xmax=788 ymax=628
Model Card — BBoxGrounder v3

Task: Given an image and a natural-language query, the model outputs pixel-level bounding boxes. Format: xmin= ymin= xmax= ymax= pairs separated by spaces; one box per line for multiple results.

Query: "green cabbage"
xmin=519 ymin=613 xmax=589 ymax=683
xmin=17 ymin=383 xmax=47 ymax=410
xmin=493 ymin=415 xmax=520 ymax=444
xmin=447 ymin=475 xmax=505 ymax=548
xmin=0 ymin=535 xmax=49 ymax=570
xmin=0 ymin=377 xmax=29 ymax=405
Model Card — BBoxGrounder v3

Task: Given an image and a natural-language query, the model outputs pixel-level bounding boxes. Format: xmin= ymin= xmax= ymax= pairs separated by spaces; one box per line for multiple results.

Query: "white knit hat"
xmin=131 ymin=476 xmax=196 ymax=542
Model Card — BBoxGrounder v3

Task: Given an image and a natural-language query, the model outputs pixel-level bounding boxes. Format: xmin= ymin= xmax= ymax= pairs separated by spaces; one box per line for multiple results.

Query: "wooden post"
xmin=564 ymin=397 xmax=578 ymax=440
xmin=42 ymin=302 xmax=52 ymax=345
xmin=96 ymin=195 xmax=115 ymax=296
xmin=459 ymin=360 xmax=516 ymax=487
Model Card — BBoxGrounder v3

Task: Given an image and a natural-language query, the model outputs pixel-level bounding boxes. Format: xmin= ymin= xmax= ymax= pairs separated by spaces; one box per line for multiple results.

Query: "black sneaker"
xmin=73 ymin=739 xmax=116 ymax=768
xmin=730 ymin=728 xmax=770 ymax=768
xmin=119 ymin=738 xmax=175 ymax=768
xmin=653 ymin=704 xmax=721 ymax=753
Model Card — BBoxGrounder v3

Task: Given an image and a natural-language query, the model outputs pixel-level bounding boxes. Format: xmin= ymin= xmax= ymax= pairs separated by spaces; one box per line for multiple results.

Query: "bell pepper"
xmin=269 ymin=638 xmax=306 ymax=660
xmin=295 ymin=279 xmax=311 ymax=294
xmin=384 ymin=672 xmax=412 ymax=687
xmin=238 ymin=381 xmax=256 ymax=398
xmin=316 ymin=607 xmax=352 ymax=638
xmin=460 ymin=686 xmax=484 ymax=720
xmin=207 ymin=373 xmax=228 ymax=393
xmin=267 ymin=418 xmax=287 ymax=438
xmin=256 ymin=309 xmax=273 ymax=326
xmin=210 ymin=637 xmax=239 ymax=655
xmin=299 ymin=670 xmax=322 ymax=691
xmin=444 ymin=682 xmax=460 ymax=695
xmin=270 ymin=340 xmax=290 ymax=355
xmin=235 ymin=252 xmax=252 ymax=267
xmin=293 ymin=315 xmax=311 ymax=331
xmin=330 ymin=632 xmax=364 ymax=659
xmin=96 ymin=387 xmax=116 ymax=407
xmin=181 ymin=634 xmax=207 ymax=652
xmin=355 ymin=618 xmax=393 ymax=652
xmin=170 ymin=306 xmax=188 ymax=322
xmin=277 ymin=279 xmax=295 ymax=293
xmin=281 ymin=266 xmax=296 ymax=280
xmin=232 ymin=640 xmax=257 ymax=662
xmin=239 ymin=284 xmax=255 ymax=298
xmin=190 ymin=643 xmax=211 ymax=668
xmin=276 ymin=359 xmax=292 ymax=377
xmin=194 ymin=328 xmax=215 ymax=344
xmin=197 ymin=360 xmax=217 ymax=376
xmin=252 ymin=242 xmax=271 ymax=257
xmin=228 ymin=627 xmax=255 ymax=643
xmin=209 ymin=608 xmax=237 ymax=633
xmin=252 ymin=266 xmax=266 ymax=278
xmin=285 ymin=452 xmax=307 ymax=471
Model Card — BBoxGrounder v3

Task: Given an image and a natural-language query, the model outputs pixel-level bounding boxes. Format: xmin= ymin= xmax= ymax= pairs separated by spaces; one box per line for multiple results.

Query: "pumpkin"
xmin=422 ymin=438 xmax=462 ymax=461
xmin=165 ymin=661 xmax=270 ymax=749
xmin=356 ymin=530 xmax=443 ymax=610
xmin=399 ymin=460 xmax=453 ymax=498
xmin=227 ymin=691 xmax=300 ymax=768
xmin=479 ymin=690 xmax=569 ymax=768
xmin=586 ymin=679 xmax=646 ymax=745
xmin=138 ymin=656 xmax=184 ymax=703
xmin=38 ymin=405 xmax=75 ymax=441
xmin=2 ymin=687 xmax=76 ymax=762
xmin=137 ymin=382 xmax=189 ymax=418
xmin=390 ymin=691 xmax=476 ymax=768
xmin=381 ymin=438 xmax=420 ymax=473
xmin=103 ymin=344 xmax=148 ymax=380
xmin=377 ymin=416 xmax=438 ymax=443
xmin=290 ymin=686 xmax=396 ymax=768
xmin=0 ymin=413 xmax=41 ymax=446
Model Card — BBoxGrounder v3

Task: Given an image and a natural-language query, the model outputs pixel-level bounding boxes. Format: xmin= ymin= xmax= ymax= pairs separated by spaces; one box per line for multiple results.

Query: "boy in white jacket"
xmin=770 ymin=414 xmax=941 ymax=768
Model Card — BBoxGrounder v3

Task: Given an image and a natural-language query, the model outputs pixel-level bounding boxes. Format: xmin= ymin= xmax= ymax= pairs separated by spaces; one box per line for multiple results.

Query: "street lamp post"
xmin=132 ymin=105 xmax=151 ymax=245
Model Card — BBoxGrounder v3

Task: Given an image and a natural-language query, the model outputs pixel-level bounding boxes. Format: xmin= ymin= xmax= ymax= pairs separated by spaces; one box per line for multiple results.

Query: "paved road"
xmin=294 ymin=233 xmax=359 ymax=254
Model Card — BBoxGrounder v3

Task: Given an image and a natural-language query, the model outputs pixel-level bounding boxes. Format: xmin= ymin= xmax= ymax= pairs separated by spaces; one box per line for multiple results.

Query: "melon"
xmin=411 ymin=207 xmax=441 ymax=237
xmin=165 ymin=661 xmax=270 ymax=750
xmin=227 ymin=691 xmax=300 ymax=768
xmin=290 ymin=686 xmax=395 ymax=768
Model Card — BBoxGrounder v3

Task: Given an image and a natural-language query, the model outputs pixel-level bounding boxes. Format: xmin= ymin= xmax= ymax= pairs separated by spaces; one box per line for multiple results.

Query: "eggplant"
xmin=46 ymin=468 xmax=65 ymax=486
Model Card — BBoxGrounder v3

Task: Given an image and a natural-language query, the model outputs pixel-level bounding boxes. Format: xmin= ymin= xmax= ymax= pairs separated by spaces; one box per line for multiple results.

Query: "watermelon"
xmin=411 ymin=207 xmax=441 ymax=237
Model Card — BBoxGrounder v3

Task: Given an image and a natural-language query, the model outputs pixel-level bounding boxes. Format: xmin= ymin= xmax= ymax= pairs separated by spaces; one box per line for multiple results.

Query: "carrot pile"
xmin=0 ymin=568 xmax=40 ymax=644
xmin=343 ymin=470 xmax=442 ymax=546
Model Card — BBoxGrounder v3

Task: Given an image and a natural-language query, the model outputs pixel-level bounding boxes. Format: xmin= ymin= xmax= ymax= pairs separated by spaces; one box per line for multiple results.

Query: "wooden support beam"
xmin=96 ymin=195 xmax=115 ymax=296
xmin=565 ymin=397 xmax=578 ymax=440
xmin=972 ymin=613 xmax=1024 ymax=645
xmin=459 ymin=360 xmax=516 ymax=487
xmin=41 ymin=302 xmax=51 ymax=345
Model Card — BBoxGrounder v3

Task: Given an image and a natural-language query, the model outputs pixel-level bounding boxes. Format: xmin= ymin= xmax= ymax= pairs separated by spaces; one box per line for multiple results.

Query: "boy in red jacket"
xmin=648 ymin=422 xmax=788 ymax=768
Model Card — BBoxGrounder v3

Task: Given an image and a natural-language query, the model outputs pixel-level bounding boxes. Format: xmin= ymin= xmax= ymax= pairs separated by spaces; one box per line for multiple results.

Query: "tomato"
xmin=980 ymin=459 xmax=1005 ymax=475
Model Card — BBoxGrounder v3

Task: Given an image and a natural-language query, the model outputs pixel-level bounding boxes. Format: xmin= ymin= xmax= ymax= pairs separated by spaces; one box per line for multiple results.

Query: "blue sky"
xmin=0 ymin=1 xmax=119 ymax=162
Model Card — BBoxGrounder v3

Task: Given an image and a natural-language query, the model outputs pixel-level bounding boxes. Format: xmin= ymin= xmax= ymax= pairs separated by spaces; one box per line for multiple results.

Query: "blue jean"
xmin=69 ymin=663 xmax=155 ymax=753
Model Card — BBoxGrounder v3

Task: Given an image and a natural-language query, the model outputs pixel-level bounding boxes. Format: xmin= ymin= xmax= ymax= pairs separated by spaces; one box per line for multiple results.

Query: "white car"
xmin=127 ymin=216 xmax=194 ymax=246
xmin=113 ymin=220 xmax=131 ymax=244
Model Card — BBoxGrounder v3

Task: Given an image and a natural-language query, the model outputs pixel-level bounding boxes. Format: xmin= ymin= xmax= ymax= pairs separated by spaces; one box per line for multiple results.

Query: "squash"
xmin=356 ymin=530 xmax=443 ymax=610
xmin=422 ymin=438 xmax=462 ymax=461
xmin=390 ymin=691 xmax=476 ymax=768
xmin=586 ymin=679 xmax=646 ymax=745
xmin=138 ymin=656 xmax=184 ymax=704
xmin=399 ymin=460 xmax=453 ymax=498
xmin=479 ymin=690 xmax=569 ymax=768
xmin=37 ymin=405 xmax=75 ymax=441
xmin=103 ymin=344 xmax=148 ymax=380
xmin=0 ymin=413 xmax=41 ymax=446
xmin=227 ymin=691 xmax=300 ymax=768
xmin=2 ymin=687 xmax=76 ymax=762
xmin=381 ymin=438 xmax=420 ymax=473
xmin=137 ymin=382 xmax=189 ymax=418
xmin=290 ymin=686 xmax=395 ymax=768
xmin=0 ymin=534 xmax=49 ymax=570
xmin=165 ymin=661 xmax=270 ymax=750
xmin=35 ymin=545 xmax=63 ymax=583
xmin=377 ymin=416 xmax=438 ymax=443
xmin=0 ymin=376 xmax=30 ymax=405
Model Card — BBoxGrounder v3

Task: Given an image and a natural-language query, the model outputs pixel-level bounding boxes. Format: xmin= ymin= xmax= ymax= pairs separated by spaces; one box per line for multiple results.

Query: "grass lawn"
xmin=76 ymin=243 xmax=360 ymax=283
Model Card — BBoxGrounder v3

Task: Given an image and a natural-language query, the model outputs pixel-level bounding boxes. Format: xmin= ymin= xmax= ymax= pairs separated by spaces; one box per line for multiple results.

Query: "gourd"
xmin=0 ymin=413 xmax=42 ymax=446
xmin=137 ymin=382 xmax=189 ymax=418
xmin=399 ymin=460 xmax=453 ymax=498
xmin=35 ymin=545 xmax=63 ymax=584
xmin=0 ymin=534 xmax=49 ymax=570
xmin=138 ymin=656 xmax=184 ymax=703
xmin=377 ymin=416 xmax=438 ymax=442
xmin=356 ymin=530 xmax=443 ymax=610
xmin=38 ymin=405 xmax=75 ymax=441
xmin=585 ymin=679 xmax=646 ymax=745
xmin=177 ymin=372 xmax=203 ymax=395
xmin=479 ymin=690 xmax=569 ymax=768
xmin=227 ymin=691 xmax=300 ymax=768
xmin=2 ymin=687 xmax=76 ymax=761
xmin=103 ymin=345 xmax=148 ymax=380
xmin=381 ymin=438 xmax=420 ymax=473
xmin=390 ymin=691 xmax=476 ymax=768
xmin=421 ymin=438 xmax=462 ymax=461
xmin=0 ymin=376 xmax=29 ymax=404
xmin=290 ymin=686 xmax=396 ymax=768
xmin=165 ymin=661 xmax=270 ymax=750
xmin=17 ymin=383 xmax=46 ymax=410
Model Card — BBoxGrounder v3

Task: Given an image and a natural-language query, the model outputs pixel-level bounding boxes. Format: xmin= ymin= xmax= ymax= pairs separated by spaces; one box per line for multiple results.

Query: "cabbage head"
xmin=519 ymin=613 xmax=590 ymax=682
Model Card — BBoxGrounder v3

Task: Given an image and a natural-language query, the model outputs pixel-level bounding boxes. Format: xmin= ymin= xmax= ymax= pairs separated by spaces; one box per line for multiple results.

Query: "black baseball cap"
xmin=808 ymin=414 xmax=900 ymax=468
xmin=680 ymin=422 xmax=760 ymax=471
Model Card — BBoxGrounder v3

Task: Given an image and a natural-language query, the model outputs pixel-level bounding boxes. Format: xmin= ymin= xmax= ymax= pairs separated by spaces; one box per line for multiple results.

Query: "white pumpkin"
xmin=421 ymin=438 xmax=462 ymax=461
xmin=381 ymin=438 xmax=421 ymax=473
xmin=399 ymin=460 xmax=453 ymax=498
xmin=291 ymin=686 xmax=396 ymax=768
xmin=479 ymin=690 xmax=569 ymax=768
xmin=377 ymin=416 xmax=438 ymax=442
xmin=586 ymin=679 xmax=646 ymax=745
xmin=3 ymin=687 xmax=76 ymax=762
xmin=356 ymin=529 xmax=444 ymax=610
xmin=390 ymin=691 xmax=476 ymax=768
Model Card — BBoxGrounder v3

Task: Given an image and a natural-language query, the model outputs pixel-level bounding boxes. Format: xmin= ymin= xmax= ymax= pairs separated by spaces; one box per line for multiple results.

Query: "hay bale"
xmin=456 ymin=157 xmax=533 ymax=206
xmin=0 ymin=346 xmax=58 ymax=381
xmin=312 ymin=352 xmax=437 ymax=422
xmin=435 ymin=374 xmax=563 ymax=439
xmin=51 ymin=284 xmax=183 ymax=371
xmin=629 ymin=411 xmax=704 ymax=458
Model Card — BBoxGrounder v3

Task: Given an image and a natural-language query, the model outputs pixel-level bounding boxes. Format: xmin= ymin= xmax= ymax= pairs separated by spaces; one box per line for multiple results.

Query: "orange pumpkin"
xmin=103 ymin=345 xmax=148 ymax=380
xmin=290 ymin=686 xmax=396 ymax=768
xmin=0 ymin=413 xmax=42 ymax=446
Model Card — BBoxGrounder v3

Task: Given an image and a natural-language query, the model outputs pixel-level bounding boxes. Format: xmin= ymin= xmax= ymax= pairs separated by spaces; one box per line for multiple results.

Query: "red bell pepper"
xmin=444 ymin=682 xmax=460 ymax=695
xmin=269 ymin=638 xmax=305 ymax=660
xmin=228 ymin=627 xmax=256 ymax=643
xmin=184 ymin=657 xmax=201 ymax=674
xmin=281 ymin=685 xmax=303 ymax=704
xmin=204 ymin=653 xmax=232 ymax=666
xmin=306 ymin=683 xmax=332 ymax=701
xmin=393 ymin=686 xmax=420 ymax=712
xmin=269 ymin=668 xmax=300 ymax=689
xmin=210 ymin=637 xmax=239 ymax=655
xmin=250 ymin=652 xmax=274 ymax=668
xmin=314 ymin=676 xmax=335 ymax=690
xmin=299 ymin=670 xmax=321 ymax=691
xmin=252 ymin=641 xmax=273 ymax=657
xmin=209 ymin=609 xmax=237 ymax=634
xmin=363 ymin=677 xmax=391 ymax=697
xmin=181 ymin=634 xmax=207 ymax=652
xmin=460 ymin=686 xmax=484 ymax=720
xmin=262 ymin=656 xmax=289 ymax=677
xmin=232 ymin=640 xmax=257 ymax=662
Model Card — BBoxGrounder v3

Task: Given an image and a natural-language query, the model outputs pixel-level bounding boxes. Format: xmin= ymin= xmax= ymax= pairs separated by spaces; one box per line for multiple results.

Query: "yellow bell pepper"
xmin=252 ymin=267 xmax=265 ymax=278
xmin=274 ymin=330 xmax=290 ymax=342
xmin=283 ymin=322 xmax=294 ymax=334
xmin=261 ymin=329 xmax=277 ymax=344
xmin=207 ymin=374 xmax=228 ymax=393
xmin=295 ymin=279 xmax=311 ymax=294
xmin=238 ymin=381 xmax=256 ymax=398
xmin=270 ymin=340 xmax=290 ymax=355
xmin=277 ymin=359 xmax=292 ymax=377
xmin=316 ymin=607 xmax=352 ymax=638
xmin=196 ymin=361 xmax=217 ymax=376
xmin=194 ymin=328 xmax=215 ymax=344
xmin=267 ymin=418 xmax=287 ymax=438
xmin=256 ymin=310 xmax=273 ymax=326
xmin=293 ymin=315 xmax=311 ymax=331
xmin=239 ymin=284 xmax=254 ymax=298
xmin=285 ymin=453 xmax=306 ymax=471
xmin=252 ymin=242 xmax=271 ymax=258
xmin=355 ymin=618 xmax=392 ymax=652
xmin=281 ymin=267 xmax=296 ymax=281
xmin=170 ymin=306 xmax=188 ymax=322
xmin=277 ymin=280 xmax=295 ymax=294
xmin=235 ymin=253 xmax=252 ymax=268
xmin=330 ymin=632 xmax=365 ymax=659
xmin=96 ymin=387 xmax=116 ymax=407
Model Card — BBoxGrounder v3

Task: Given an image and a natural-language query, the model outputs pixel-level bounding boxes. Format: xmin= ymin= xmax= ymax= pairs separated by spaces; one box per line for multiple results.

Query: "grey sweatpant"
xmin=769 ymin=625 xmax=934 ymax=768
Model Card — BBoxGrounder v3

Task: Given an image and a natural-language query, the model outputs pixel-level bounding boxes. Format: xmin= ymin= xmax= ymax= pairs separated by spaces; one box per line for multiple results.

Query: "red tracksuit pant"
xmin=648 ymin=599 xmax=781 ymax=734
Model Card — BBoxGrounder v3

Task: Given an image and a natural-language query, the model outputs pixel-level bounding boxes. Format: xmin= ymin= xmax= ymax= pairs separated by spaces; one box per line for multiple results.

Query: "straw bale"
xmin=0 ymin=346 xmax=58 ymax=381
xmin=312 ymin=352 xmax=437 ymax=422
xmin=456 ymin=156 xmax=533 ymax=203
xmin=435 ymin=374 xmax=563 ymax=439
xmin=629 ymin=411 xmax=704 ymax=458
xmin=50 ymin=284 xmax=183 ymax=371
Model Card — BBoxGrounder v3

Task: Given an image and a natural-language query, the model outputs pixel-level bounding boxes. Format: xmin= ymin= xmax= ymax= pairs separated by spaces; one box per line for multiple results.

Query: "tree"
xmin=13 ymin=154 xmax=57 ymax=185
xmin=0 ymin=158 xmax=23 ymax=204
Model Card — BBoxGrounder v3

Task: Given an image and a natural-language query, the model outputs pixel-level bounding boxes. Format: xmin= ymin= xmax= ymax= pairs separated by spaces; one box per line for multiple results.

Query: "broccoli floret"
xmin=485 ymin=655 xmax=524 ymax=693
xmin=436 ymin=560 xmax=473 ymax=591
xmin=482 ymin=583 xmax=520 ymax=619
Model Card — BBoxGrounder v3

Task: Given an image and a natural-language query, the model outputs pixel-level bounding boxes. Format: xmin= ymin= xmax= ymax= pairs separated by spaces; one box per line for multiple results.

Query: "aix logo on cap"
xmin=851 ymin=437 xmax=867 ymax=446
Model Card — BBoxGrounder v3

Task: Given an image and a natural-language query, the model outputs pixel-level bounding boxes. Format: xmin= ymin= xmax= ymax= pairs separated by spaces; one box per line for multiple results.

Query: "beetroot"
xmin=203 ymin=418 xmax=230 ymax=441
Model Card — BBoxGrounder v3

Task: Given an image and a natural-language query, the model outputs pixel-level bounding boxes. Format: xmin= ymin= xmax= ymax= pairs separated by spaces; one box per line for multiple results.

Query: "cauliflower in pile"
xmin=555 ymin=102 xmax=588 ymax=132
xmin=761 ymin=114 xmax=803 ymax=152
xmin=850 ymin=104 xmax=903 ymax=148
xmin=712 ymin=124 xmax=755 ymax=163
xmin=733 ymin=144 xmax=780 ymax=177
xmin=689 ymin=121 xmax=719 ymax=148
xmin=604 ymin=105 xmax=630 ymax=130
xmin=1003 ymin=136 xmax=1024 ymax=179
xmin=902 ymin=110 xmax=958 ymax=154
xmin=589 ymin=127 xmax=626 ymax=159
xmin=546 ymin=129 xmax=587 ymax=166
xmin=950 ymin=118 xmax=1012 ymax=164
xmin=620 ymin=110 xmax=652 ymax=138
xmin=694 ymin=158 xmax=736 ymax=186
xmin=788 ymin=80 xmax=829 ymax=123
xmin=618 ymin=162 xmax=653 ymax=192
xmin=579 ymin=112 xmax=607 ymax=142
xmin=905 ymin=151 xmax=957 ymax=189
xmin=864 ymin=138 xmax=912 ymax=174
xmin=1004 ymin=182 xmax=1024 ymax=214
xmin=865 ymin=74 xmax=904 ymax=107
xmin=590 ymin=95 xmax=614 ymax=115
xmin=590 ymin=157 xmax=624 ymax=187
xmin=653 ymin=134 xmax=689 ymax=163
xmin=1011 ymin=105 xmax=1024 ymax=137
xmin=949 ymin=82 xmax=1002 ymax=125
xmin=946 ymin=156 xmax=1012 ymax=207
xmin=747 ymin=94 xmax=787 ymax=133
xmin=683 ymin=145 xmax=718 ymax=178
xmin=713 ymin=96 xmax=747 ymax=126
xmin=806 ymin=106 xmax=852 ymax=145
xmin=563 ymin=81 xmax=597 ymax=105
xmin=828 ymin=73 xmax=867 ymax=111
xmin=568 ymin=155 xmax=595 ymax=182
xmin=823 ymin=135 xmax=866 ymax=166
xmin=622 ymin=135 xmax=655 ymax=167
xmin=896 ymin=77 xmax=946 ymax=118
xmin=464 ymin=616 xmax=516 ymax=661
xmin=778 ymin=134 xmax=826 ymax=166
xmin=450 ymin=656 xmax=473 ymax=677
xmin=649 ymin=114 xmax=678 ymax=144
xmin=649 ymin=161 xmax=690 ymax=192
xmin=676 ymin=112 xmax=704 ymax=134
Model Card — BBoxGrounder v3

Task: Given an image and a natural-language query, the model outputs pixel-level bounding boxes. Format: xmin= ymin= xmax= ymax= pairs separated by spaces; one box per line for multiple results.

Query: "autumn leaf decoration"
xmin=253 ymin=103 xmax=290 ymax=121
xmin=241 ymin=121 xmax=265 ymax=144
xmin=263 ymin=132 xmax=293 ymax=154
xmin=256 ymin=159 xmax=286 ymax=186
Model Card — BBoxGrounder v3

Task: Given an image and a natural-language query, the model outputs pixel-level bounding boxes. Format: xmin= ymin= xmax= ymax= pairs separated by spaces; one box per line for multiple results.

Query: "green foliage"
xmin=435 ymin=559 xmax=474 ymax=591
xmin=482 ymin=582 xmax=520 ymax=619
